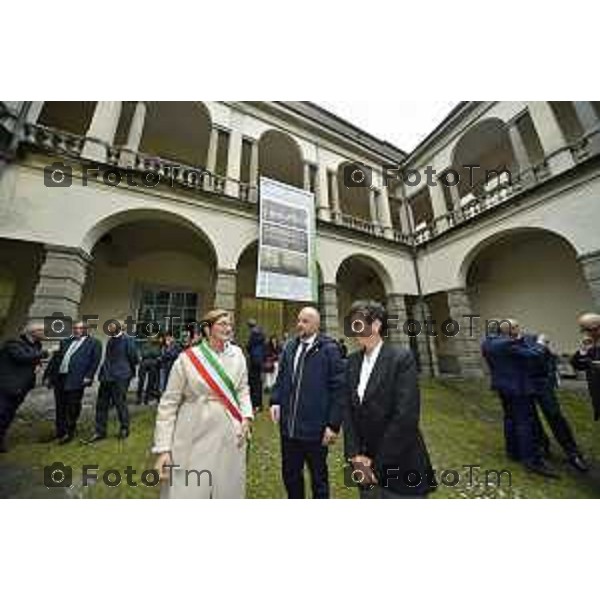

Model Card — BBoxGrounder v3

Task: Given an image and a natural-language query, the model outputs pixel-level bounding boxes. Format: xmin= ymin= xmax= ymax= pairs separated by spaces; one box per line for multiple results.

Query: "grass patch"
xmin=1 ymin=379 xmax=599 ymax=498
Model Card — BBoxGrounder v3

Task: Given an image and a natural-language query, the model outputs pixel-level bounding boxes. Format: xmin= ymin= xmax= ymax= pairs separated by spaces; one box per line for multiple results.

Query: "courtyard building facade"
xmin=1 ymin=100 xmax=599 ymax=378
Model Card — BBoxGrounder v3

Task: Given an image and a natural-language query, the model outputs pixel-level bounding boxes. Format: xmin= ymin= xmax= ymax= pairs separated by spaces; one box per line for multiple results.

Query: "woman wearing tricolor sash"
xmin=152 ymin=309 xmax=253 ymax=499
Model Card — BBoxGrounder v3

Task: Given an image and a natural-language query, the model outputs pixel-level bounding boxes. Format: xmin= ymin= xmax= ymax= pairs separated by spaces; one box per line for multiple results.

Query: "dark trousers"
xmin=499 ymin=392 xmax=541 ymax=466
xmin=534 ymin=389 xmax=579 ymax=456
xmin=137 ymin=359 xmax=160 ymax=402
xmin=248 ymin=363 xmax=263 ymax=410
xmin=54 ymin=376 xmax=85 ymax=438
xmin=96 ymin=380 xmax=130 ymax=437
xmin=499 ymin=392 xmax=548 ymax=460
xmin=0 ymin=390 xmax=25 ymax=445
xmin=281 ymin=435 xmax=329 ymax=499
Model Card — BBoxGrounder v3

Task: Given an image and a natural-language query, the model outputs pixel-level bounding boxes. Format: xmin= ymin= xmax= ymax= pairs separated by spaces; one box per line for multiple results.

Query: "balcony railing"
xmin=11 ymin=119 xmax=600 ymax=248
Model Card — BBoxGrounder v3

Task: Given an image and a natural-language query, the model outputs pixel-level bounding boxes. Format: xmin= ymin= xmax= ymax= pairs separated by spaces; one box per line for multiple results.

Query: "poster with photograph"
xmin=256 ymin=177 xmax=317 ymax=302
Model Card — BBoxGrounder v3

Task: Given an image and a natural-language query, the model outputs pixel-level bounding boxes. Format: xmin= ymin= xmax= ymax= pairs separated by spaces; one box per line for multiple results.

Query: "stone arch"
xmin=460 ymin=226 xmax=593 ymax=353
xmin=335 ymin=254 xmax=393 ymax=332
xmin=37 ymin=101 xmax=96 ymax=135
xmin=450 ymin=117 xmax=516 ymax=200
xmin=258 ymin=129 xmax=304 ymax=188
xmin=80 ymin=207 xmax=219 ymax=260
xmin=235 ymin=239 xmax=321 ymax=343
xmin=80 ymin=208 xmax=219 ymax=341
xmin=336 ymin=160 xmax=371 ymax=221
xmin=139 ymin=101 xmax=212 ymax=167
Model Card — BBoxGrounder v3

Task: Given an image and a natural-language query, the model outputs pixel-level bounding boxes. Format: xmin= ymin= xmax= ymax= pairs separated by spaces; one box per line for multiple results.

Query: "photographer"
xmin=0 ymin=321 xmax=47 ymax=453
xmin=343 ymin=301 xmax=436 ymax=499
xmin=571 ymin=313 xmax=600 ymax=421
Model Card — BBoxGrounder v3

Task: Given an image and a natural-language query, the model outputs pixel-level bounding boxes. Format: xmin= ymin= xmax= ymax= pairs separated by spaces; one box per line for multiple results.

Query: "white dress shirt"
xmin=357 ymin=340 xmax=384 ymax=403
xmin=293 ymin=334 xmax=317 ymax=373
xmin=59 ymin=336 xmax=87 ymax=374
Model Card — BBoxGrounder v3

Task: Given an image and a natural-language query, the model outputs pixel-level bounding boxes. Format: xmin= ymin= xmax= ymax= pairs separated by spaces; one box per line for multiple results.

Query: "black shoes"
xmin=525 ymin=460 xmax=560 ymax=479
xmin=58 ymin=434 xmax=74 ymax=445
xmin=568 ymin=453 xmax=590 ymax=473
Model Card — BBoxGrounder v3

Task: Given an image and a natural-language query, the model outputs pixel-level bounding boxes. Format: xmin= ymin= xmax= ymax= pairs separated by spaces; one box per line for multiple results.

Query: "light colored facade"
xmin=0 ymin=100 xmax=599 ymax=378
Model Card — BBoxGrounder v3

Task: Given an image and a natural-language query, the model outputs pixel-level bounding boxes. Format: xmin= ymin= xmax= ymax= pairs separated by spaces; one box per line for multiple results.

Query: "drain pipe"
xmin=401 ymin=179 xmax=435 ymax=376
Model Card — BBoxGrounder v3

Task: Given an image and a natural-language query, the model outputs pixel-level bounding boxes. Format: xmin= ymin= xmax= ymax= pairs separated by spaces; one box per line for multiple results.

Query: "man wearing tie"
xmin=270 ymin=307 xmax=345 ymax=499
xmin=44 ymin=321 xmax=102 ymax=443
xmin=87 ymin=321 xmax=139 ymax=442
xmin=343 ymin=301 xmax=436 ymax=499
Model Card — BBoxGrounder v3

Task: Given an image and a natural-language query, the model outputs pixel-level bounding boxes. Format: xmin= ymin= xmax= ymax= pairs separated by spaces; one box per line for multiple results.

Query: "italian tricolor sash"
xmin=185 ymin=342 xmax=243 ymax=423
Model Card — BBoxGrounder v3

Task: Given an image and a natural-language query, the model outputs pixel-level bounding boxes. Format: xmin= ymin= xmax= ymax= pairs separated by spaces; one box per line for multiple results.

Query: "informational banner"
xmin=256 ymin=176 xmax=317 ymax=302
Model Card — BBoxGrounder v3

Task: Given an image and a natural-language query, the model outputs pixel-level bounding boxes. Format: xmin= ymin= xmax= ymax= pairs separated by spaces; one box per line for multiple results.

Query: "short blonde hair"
xmin=200 ymin=309 xmax=230 ymax=337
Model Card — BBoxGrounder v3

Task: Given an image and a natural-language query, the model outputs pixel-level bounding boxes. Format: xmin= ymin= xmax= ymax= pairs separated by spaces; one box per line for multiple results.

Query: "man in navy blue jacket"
xmin=88 ymin=321 xmax=139 ymax=442
xmin=270 ymin=307 xmax=345 ymax=499
xmin=44 ymin=321 xmax=102 ymax=443
xmin=483 ymin=319 xmax=558 ymax=478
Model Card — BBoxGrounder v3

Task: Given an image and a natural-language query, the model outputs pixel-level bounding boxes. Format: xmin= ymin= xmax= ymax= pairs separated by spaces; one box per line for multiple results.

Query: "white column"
xmin=206 ymin=126 xmax=219 ymax=173
xmin=377 ymin=186 xmax=394 ymax=239
xmin=27 ymin=101 xmax=45 ymax=123
xmin=429 ymin=181 xmax=448 ymax=232
xmin=203 ymin=126 xmax=219 ymax=191
xmin=316 ymin=163 xmax=331 ymax=221
xmin=329 ymin=170 xmax=341 ymax=222
xmin=397 ymin=200 xmax=410 ymax=235
xmin=527 ymin=101 xmax=575 ymax=174
xmin=573 ymin=101 xmax=600 ymax=156
xmin=369 ymin=188 xmax=379 ymax=225
xmin=225 ymin=128 xmax=242 ymax=198
xmin=507 ymin=119 xmax=534 ymax=185
xmin=303 ymin=162 xmax=311 ymax=192
xmin=119 ymin=101 xmax=146 ymax=167
xmin=82 ymin=101 xmax=123 ymax=163
xmin=249 ymin=138 xmax=259 ymax=201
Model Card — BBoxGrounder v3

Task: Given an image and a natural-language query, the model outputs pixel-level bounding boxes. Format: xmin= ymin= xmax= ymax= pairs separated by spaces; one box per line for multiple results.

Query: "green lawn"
xmin=1 ymin=379 xmax=599 ymax=498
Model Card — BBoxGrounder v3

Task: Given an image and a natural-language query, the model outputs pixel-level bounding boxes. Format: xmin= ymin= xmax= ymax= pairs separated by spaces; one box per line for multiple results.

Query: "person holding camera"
xmin=0 ymin=321 xmax=47 ymax=453
xmin=43 ymin=320 xmax=102 ymax=443
xmin=270 ymin=307 xmax=345 ymax=499
xmin=87 ymin=320 xmax=139 ymax=442
xmin=571 ymin=313 xmax=600 ymax=421
xmin=343 ymin=301 xmax=436 ymax=499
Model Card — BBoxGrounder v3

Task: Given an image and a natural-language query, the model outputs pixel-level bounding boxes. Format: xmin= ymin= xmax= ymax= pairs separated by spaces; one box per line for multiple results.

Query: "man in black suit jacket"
xmin=343 ymin=301 xmax=436 ymax=499
xmin=0 ymin=321 xmax=47 ymax=452
xmin=87 ymin=321 xmax=139 ymax=442
xmin=44 ymin=321 xmax=102 ymax=443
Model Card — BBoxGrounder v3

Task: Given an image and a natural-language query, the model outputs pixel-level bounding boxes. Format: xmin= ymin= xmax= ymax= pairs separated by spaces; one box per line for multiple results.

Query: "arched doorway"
xmin=464 ymin=228 xmax=593 ymax=354
xmin=80 ymin=212 xmax=217 ymax=343
xmin=236 ymin=241 xmax=318 ymax=347
xmin=336 ymin=255 xmax=389 ymax=341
